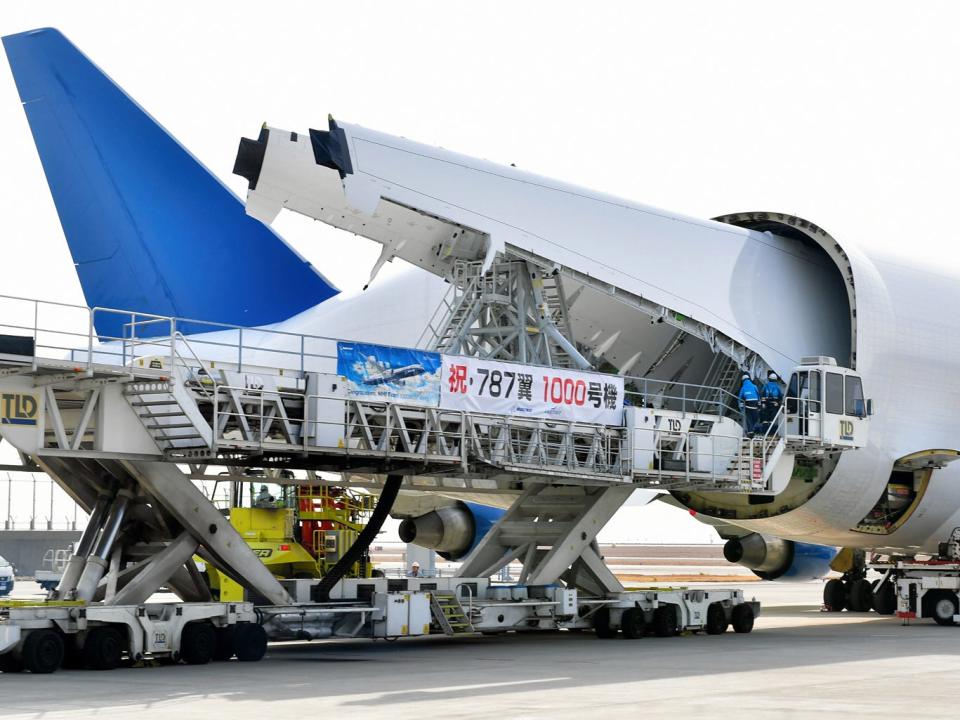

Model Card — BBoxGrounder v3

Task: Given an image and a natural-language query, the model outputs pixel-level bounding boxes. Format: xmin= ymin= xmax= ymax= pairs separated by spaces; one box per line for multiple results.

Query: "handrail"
xmin=172 ymin=331 xmax=216 ymax=398
xmin=1 ymin=292 xmax=748 ymax=425
xmin=454 ymin=581 xmax=475 ymax=626
xmin=205 ymin=380 xmax=760 ymax=488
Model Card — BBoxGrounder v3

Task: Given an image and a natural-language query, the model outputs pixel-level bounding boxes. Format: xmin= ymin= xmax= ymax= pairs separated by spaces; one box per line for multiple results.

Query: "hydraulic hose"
xmin=312 ymin=474 xmax=403 ymax=600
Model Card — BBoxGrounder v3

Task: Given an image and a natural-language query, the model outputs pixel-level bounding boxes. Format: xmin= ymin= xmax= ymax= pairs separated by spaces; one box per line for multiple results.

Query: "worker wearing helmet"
xmin=254 ymin=484 xmax=275 ymax=508
xmin=409 ymin=561 xmax=421 ymax=577
xmin=738 ymin=373 xmax=761 ymax=437
xmin=761 ymin=371 xmax=784 ymax=433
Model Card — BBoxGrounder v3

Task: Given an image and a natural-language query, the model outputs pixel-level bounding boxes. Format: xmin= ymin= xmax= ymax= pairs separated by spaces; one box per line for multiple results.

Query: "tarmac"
xmin=2 ymin=582 xmax=960 ymax=719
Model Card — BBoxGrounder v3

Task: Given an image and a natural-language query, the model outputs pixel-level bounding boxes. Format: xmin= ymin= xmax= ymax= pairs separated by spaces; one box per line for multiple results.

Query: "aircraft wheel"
xmin=621 ymin=608 xmax=645 ymax=639
xmin=652 ymin=605 xmax=679 ymax=637
xmin=593 ymin=607 xmax=617 ymax=639
xmin=180 ymin=622 xmax=216 ymax=665
xmin=705 ymin=602 xmax=729 ymax=635
xmin=848 ymin=578 xmax=874 ymax=612
xmin=873 ymin=581 xmax=897 ymax=616
xmin=925 ymin=591 xmax=958 ymax=626
xmin=234 ymin=623 xmax=268 ymax=662
xmin=731 ymin=603 xmax=755 ymax=633
xmin=83 ymin=626 xmax=124 ymax=670
xmin=22 ymin=629 xmax=64 ymax=674
xmin=823 ymin=578 xmax=846 ymax=611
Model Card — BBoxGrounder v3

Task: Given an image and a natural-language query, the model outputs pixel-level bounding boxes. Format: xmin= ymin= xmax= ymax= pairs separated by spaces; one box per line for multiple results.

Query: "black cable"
xmin=312 ymin=474 xmax=403 ymax=601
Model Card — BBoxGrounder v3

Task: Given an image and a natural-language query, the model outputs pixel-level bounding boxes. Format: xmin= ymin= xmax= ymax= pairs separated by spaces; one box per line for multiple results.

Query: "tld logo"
xmin=1 ymin=393 xmax=38 ymax=426
xmin=839 ymin=420 xmax=854 ymax=441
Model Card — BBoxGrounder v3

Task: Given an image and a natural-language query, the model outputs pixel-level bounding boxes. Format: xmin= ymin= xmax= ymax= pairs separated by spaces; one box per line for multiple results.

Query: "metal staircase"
xmin=731 ymin=435 xmax=786 ymax=490
xmin=533 ymin=271 xmax=576 ymax=368
xmin=123 ymin=371 xmax=213 ymax=454
xmin=695 ymin=353 xmax=741 ymax=416
xmin=420 ymin=266 xmax=483 ymax=353
xmin=429 ymin=592 xmax=479 ymax=637
xmin=419 ymin=259 xmax=588 ymax=369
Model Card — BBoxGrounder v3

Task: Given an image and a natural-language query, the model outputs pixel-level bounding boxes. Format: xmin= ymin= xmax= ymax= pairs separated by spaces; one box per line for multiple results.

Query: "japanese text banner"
xmin=440 ymin=356 xmax=624 ymax=425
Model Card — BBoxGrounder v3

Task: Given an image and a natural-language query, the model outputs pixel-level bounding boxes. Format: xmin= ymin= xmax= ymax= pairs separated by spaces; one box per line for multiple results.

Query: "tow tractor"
xmin=869 ymin=527 xmax=960 ymax=625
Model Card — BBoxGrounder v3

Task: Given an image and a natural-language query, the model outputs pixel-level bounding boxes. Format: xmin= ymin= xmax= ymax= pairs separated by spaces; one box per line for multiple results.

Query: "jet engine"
xmin=723 ymin=533 xmax=837 ymax=581
xmin=398 ymin=501 xmax=504 ymax=561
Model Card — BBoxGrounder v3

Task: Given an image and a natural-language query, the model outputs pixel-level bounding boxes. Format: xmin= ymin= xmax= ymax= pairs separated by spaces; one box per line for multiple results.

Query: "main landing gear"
xmin=823 ymin=572 xmax=895 ymax=615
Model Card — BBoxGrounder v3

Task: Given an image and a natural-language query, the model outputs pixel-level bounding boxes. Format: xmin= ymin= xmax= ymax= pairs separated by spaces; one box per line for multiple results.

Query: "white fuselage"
xmin=737 ymin=247 xmax=960 ymax=553
xmin=232 ymin=119 xmax=960 ymax=555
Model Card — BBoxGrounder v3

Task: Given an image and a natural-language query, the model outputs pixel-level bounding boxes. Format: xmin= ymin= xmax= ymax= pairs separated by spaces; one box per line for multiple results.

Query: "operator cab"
xmin=784 ymin=356 xmax=869 ymax=448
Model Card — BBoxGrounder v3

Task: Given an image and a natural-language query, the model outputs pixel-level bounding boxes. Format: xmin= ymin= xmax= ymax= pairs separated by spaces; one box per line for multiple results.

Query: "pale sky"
xmin=1 ymin=1 xmax=958 ymax=540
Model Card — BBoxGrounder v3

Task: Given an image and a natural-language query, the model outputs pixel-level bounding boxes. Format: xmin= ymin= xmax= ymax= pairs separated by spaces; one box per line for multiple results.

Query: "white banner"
xmin=440 ymin=356 xmax=624 ymax=425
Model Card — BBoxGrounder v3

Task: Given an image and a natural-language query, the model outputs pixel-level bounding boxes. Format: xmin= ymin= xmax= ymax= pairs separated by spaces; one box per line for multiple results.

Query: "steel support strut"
xmin=456 ymin=484 xmax=634 ymax=594
xmin=121 ymin=460 xmax=293 ymax=606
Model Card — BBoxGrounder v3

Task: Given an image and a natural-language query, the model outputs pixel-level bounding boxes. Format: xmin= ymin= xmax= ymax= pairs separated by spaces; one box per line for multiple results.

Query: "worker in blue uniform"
xmin=738 ymin=373 xmax=761 ymax=436
xmin=761 ymin=371 xmax=784 ymax=433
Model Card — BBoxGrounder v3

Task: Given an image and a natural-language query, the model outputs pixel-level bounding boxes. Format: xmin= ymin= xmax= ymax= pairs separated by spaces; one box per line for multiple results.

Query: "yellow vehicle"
xmin=202 ymin=482 xmax=376 ymax=602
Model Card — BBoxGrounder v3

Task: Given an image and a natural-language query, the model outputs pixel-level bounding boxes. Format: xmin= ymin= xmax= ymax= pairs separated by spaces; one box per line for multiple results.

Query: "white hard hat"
xmin=411 ymin=561 xmax=420 ymax=567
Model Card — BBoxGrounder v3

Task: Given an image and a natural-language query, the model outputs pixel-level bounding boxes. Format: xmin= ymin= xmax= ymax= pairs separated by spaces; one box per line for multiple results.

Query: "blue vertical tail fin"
xmin=2 ymin=28 xmax=338 ymax=338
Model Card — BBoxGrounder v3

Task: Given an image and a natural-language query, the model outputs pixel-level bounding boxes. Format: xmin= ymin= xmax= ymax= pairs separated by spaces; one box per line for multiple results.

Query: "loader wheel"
xmin=213 ymin=627 xmax=236 ymax=661
xmin=234 ymin=623 xmax=268 ymax=662
xmin=823 ymin=578 xmax=846 ymax=611
xmin=61 ymin=635 xmax=84 ymax=669
xmin=621 ymin=608 xmax=645 ymax=639
xmin=83 ymin=626 xmax=124 ymax=670
xmin=705 ymin=602 xmax=729 ymax=635
xmin=0 ymin=652 xmax=23 ymax=673
xmin=652 ymin=605 xmax=679 ymax=637
xmin=873 ymin=581 xmax=897 ymax=616
xmin=180 ymin=622 xmax=216 ymax=665
xmin=22 ymin=629 xmax=64 ymax=674
xmin=731 ymin=603 xmax=755 ymax=633
xmin=593 ymin=607 xmax=617 ymax=639
xmin=925 ymin=591 xmax=958 ymax=626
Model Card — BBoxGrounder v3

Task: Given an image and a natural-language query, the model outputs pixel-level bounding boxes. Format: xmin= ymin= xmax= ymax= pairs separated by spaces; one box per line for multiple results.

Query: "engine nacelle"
xmin=397 ymin=501 xmax=504 ymax=561
xmin=723 ymin=533 xmax=837 ymax=581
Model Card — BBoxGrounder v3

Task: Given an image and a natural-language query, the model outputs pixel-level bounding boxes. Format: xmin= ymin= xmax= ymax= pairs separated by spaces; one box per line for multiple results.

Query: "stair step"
xmin=129 ymin=400 xmax=178 ymax=407
xmin=146 ymin=422 xmax=195 ymax=430
xmin=139 ymin=411 xmax=188 ymax=418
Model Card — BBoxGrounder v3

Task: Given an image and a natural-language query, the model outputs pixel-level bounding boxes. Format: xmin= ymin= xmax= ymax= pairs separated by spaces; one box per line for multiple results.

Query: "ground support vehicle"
xmin=34 ymin=548 xmax=71 ymax=591
xmin=269 ymin=576 xmax=759 ymax=641
xmin=0 ymin=600 xmax=261 ymax=673
xmin=0 ymin=294 xmax=793 ymax=673
xmin=0 ymin=578 xmax=758 ymax=673
xmin=855 ymin=529 xmax=960 ymax=624
xmin=0 ymin=557 xmax=13 ymax=597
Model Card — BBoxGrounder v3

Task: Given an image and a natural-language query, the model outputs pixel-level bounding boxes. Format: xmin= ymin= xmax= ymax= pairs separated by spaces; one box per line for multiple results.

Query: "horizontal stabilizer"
xmin=3 ymin=28 xmax=338 ymax=338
